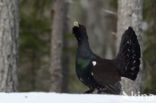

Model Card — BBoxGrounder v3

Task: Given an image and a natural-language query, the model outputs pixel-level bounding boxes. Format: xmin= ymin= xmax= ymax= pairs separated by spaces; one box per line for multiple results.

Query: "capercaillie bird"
xmin=72 ymin=21 xmax=141 ymax=94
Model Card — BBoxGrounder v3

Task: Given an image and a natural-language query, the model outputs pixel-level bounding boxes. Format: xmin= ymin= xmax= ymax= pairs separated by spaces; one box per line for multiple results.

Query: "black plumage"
xmin=72 ymin=21 xmax=141 ymax=94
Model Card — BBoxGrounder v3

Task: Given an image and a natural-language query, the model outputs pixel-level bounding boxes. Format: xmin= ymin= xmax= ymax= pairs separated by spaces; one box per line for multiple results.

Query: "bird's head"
xmin=72 ymin=21 xmax=88 ymax=41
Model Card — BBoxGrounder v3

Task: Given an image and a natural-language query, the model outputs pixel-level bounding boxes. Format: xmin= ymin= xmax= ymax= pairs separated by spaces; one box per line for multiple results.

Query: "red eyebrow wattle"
xmin=81 ymin=25 xmax=86 ymax=29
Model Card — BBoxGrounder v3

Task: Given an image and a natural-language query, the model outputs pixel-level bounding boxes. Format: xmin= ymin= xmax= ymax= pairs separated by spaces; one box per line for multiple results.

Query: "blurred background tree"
xmin=50 ymin=0 xmax=69 ymax=92
xmin=143 ymin=0 xmax=156 ymax=94
xmin=117 ymin=0 xmax=143 ymax=95
xmin=19 ymin=0 xmax=51 ymax=91
xmin=18 ymin=0 xmax=156 ymax=94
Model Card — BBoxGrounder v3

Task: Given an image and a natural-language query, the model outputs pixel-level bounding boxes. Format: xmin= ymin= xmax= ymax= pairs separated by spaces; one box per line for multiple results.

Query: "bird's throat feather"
xmin=76 ymin=58 xmax=91 ymax=71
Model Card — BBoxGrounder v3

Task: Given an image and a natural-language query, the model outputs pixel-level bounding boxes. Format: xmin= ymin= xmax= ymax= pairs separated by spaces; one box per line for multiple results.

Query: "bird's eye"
xmin=80 ymin=25 xmax=86 ymax=30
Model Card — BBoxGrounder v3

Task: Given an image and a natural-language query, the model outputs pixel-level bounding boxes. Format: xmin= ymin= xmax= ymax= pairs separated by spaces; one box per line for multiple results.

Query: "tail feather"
xmin=115 ymin=27 xmax=141 ymax=80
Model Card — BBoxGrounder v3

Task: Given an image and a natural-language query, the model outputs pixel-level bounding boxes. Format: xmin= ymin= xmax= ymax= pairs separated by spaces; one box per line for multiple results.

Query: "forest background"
xmin=16 ymin=0 xmax=156 ymax=94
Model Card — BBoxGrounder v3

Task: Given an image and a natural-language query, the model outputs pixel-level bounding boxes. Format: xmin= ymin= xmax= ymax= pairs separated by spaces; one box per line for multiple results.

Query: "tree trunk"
xmin=0 ymin=0 xmax=19 ymax=92
xmin=62 ymin=1 xmax=69 ymax=93
xmin=50 ymin=0 xmax=67 ymax=92
xmin=117 ymin=0 xmax=143 ymax=95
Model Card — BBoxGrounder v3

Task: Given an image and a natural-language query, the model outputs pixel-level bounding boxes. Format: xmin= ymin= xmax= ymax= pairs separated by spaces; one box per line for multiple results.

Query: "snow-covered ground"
xmin=0 ymin=93 xmax=155 ymax=103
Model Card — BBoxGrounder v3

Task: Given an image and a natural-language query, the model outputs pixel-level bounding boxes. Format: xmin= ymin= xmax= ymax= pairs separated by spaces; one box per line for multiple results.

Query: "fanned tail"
xmin=115 ymin=27 xmax=141 ymax=80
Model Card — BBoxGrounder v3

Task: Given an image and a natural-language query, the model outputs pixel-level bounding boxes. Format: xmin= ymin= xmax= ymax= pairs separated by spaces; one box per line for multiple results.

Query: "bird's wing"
xmin=114 ymin=27 xmax=141 ymax=80
xmin=91 ymin=59 xmax=121 ymax=86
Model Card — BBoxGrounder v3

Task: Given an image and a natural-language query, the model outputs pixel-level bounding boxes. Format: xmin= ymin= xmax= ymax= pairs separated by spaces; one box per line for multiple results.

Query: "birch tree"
xmin=117 ymin=0 xmax=143 ymax=95
xmin=0 ymin=0 xmax=19 ymax=92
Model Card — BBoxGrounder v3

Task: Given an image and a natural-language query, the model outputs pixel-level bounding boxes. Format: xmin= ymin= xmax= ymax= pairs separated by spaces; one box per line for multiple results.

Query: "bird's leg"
xmin=84 ymin=89 xmax=94 ymax=94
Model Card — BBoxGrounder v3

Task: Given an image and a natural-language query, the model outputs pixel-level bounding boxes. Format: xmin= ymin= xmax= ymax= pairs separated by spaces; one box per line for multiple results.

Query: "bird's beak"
xmin=74 ymin=21 xmax=79 ymax=27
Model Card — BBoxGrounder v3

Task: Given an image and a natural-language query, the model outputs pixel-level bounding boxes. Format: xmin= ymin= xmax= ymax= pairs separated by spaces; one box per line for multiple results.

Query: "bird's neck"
xmin=77 ymin=39 xmax=95 ymax=59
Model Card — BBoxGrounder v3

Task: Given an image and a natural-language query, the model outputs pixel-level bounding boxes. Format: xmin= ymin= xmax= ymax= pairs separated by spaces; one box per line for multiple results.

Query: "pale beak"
xmin=74 ymin=21 xmax=79 ymax=27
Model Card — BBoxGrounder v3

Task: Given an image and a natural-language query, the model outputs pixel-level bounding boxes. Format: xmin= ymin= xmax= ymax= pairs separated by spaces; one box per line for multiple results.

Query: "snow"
xmin=0 ymin=93 xmax=155 ymax=103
